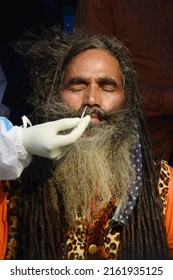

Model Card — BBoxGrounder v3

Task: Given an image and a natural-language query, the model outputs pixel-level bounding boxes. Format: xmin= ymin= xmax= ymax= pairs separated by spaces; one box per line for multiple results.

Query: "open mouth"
xmin=90 ymin=113 xmax=101 ymax=123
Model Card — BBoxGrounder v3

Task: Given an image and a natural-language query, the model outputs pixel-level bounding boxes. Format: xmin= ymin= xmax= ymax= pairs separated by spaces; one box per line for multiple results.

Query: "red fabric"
xmin=0 ymin=181 xmax=8 ymax=260
xmin=75 ymin=0 xmax=173 ymax=160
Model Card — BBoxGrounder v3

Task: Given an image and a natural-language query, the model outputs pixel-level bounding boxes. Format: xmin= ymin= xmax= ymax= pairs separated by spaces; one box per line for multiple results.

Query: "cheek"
xmin=60 ymin=92 xmax=82 ymax=110
xmin=103 ymin=94 xmax=125 ymax=111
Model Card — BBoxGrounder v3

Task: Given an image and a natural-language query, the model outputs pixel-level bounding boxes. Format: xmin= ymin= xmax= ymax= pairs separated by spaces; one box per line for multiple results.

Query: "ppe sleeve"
xmin=0 ymin=117 xmax=31 ymax=180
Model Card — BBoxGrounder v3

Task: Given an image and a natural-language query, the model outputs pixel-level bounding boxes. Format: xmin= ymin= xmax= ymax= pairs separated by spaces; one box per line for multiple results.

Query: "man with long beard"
xmin=1 ymin=28 xmax=173 ymax=260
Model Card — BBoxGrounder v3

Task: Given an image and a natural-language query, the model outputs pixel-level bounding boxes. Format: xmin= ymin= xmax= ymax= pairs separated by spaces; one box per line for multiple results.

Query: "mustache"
xmin=38 ymin=100 xmax=121 ymax=123
xmin=56 ymin=104 xmax=116 ymax=121
xmin=78 ymin=106 xmax=116 ymax=122
xmin=43 ymin=102 xmax=121 ymax=121
xmin=68 ymin=105 xmax=130 ymax=125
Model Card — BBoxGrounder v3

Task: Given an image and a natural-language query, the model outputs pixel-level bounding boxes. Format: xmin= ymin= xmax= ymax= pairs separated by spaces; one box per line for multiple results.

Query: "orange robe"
xmin=0 ymin=181 xmax=8 ymax=260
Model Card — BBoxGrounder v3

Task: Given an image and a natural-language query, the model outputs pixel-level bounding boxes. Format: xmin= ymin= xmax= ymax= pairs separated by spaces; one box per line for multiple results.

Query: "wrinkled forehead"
xmin=63 ymin=48 xmax=124 ymax=84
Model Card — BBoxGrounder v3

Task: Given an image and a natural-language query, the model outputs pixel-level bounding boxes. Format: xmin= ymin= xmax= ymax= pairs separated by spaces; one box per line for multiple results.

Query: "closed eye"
xmin=98 ymin=77 xmax=120 ymax=92
xmin=68 ymin=85 xmax=86 ymax=92
xmin=102 ymin=86 xmax=116 ymax=92
xmin=63 ymin=77 xmax=88 ymax=91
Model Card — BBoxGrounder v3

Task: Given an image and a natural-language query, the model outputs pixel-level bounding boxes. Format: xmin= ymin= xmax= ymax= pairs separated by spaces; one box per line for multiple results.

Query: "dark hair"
xmin=14 ymin=27 xmax=139 ymax=113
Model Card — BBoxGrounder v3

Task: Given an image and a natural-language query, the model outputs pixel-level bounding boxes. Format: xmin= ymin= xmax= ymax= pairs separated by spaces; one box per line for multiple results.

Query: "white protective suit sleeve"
xmin=0 ymin=117 xmax=31 ymax=180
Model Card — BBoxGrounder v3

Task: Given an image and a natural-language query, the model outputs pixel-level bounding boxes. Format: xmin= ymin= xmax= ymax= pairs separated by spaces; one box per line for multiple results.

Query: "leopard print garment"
xmin=64 ymin=201 xmax=121 ymax=260
xmin=158 ymin=160 xmax=170 ymax=216
xmin=2 ymin=161 xmax=170 ymax=259
xmin=64 ymin=160 xmax=170 ymax=260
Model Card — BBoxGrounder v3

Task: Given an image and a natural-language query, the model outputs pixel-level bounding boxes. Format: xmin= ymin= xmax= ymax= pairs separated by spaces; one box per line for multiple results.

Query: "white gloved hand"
xmin=22 ymin=116 xmax=91 ymax=160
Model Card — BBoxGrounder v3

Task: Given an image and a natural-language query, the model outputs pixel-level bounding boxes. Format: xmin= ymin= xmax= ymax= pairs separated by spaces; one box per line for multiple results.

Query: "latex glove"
xmin=22 ymin=116 xmax=90 ymax=160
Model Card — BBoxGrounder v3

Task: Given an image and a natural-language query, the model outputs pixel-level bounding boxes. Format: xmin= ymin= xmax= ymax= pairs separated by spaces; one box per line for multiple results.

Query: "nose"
xmin=82 ymin=84 xmax=100 ymax=107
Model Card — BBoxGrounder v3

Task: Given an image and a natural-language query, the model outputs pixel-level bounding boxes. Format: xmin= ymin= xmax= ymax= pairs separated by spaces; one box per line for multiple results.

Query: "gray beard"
xmin=46 ymin=103 xmax=137 ymax=226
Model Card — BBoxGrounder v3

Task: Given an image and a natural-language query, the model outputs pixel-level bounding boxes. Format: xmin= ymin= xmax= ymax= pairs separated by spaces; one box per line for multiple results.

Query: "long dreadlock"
xmin=12 ymin=26 xmax=170 ymax=259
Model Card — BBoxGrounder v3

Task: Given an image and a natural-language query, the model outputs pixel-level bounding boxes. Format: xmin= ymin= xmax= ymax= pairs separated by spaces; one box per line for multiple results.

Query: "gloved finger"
xmin=53 ymin=145 xmax=73 ymax=160
xmin=56 ymin=115 xmax=91 ymax=146
xmin=68 ymin=115 xmax=91 ymax=141
xmin=53 ymin=117 xmax=81 ymax=132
